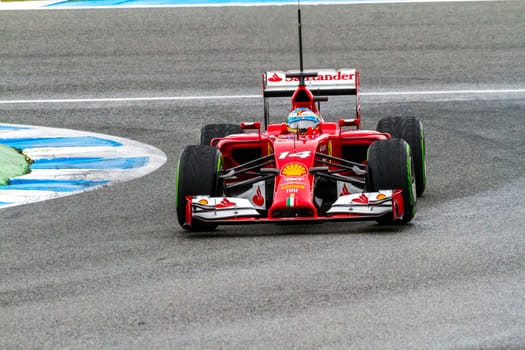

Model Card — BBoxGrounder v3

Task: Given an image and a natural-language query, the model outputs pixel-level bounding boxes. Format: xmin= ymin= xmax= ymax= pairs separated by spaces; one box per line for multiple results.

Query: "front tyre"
xmin=377 ymin=116 xmax=426 ymax=197
xmin=366 ymin=138 xmax=416 ymax=224
xmin=176 ymin=145 xmax=222 ymax=231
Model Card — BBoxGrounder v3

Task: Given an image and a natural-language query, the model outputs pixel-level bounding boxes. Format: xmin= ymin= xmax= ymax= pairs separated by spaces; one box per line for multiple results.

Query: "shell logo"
xmin=282 ymin=163 xmax=307 ymax=176
xmin=376 ymin=193 xmax=387 ymax=200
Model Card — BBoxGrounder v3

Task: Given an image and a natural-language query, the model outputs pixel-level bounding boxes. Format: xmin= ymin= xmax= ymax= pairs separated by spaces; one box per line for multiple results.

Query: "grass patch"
xmin=0 ymin=145 xmax=31 ymax=186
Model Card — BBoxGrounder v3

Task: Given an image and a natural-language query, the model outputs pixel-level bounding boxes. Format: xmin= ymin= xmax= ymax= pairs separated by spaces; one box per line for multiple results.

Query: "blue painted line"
xmin=47 ymin=0 xmax=372 ymax=7
xmin=0 ymin=136 xmax=122 ymax=149
xmin=32 ymin=156 xmax=149 ymax=170
xmin=1 ymin=179 xmax=110 ymax=192
xmin=48 ymin=0 xmax=128 ymax=6
xmin=0 ymin=125 xmax=30 ymax=131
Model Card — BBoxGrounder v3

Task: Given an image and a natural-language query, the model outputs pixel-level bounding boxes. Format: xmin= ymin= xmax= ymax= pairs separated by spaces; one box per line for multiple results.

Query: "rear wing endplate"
xmin=262 ymin=68 xmax=360 ymax=128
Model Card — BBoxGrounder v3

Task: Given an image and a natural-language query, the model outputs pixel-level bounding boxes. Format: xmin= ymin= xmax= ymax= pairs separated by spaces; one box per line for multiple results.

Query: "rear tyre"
xmin=366 ymin=138 xmax=416 ymax=224
xmin=377 ymin=116 xmax=426 ymax=197
xmin=176 ymin=145 xmax=222 ymax=231
xmin=200 ymin=123 xmax=243 ymax=146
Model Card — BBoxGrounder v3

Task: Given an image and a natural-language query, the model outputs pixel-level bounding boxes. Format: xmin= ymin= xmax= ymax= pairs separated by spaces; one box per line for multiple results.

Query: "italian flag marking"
xmin=286 ymin=193 xmax=295 ymax=207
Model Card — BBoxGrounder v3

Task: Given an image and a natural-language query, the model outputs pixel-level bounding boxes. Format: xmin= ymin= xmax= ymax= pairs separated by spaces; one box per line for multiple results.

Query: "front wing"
xmin=184 ymin=190 xmax=405 ymax=226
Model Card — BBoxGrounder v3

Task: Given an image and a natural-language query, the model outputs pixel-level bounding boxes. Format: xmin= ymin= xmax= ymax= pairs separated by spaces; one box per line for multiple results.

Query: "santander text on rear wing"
xmin=262 ymin=68 xmax=360 ymax=127
xmin=263 ymin=68 xmax=359 ymax=97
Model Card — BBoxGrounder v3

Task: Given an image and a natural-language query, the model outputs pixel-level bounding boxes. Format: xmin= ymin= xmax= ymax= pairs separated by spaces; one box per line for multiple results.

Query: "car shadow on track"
xmin=177 ymin=222 xmax=415 ymax=239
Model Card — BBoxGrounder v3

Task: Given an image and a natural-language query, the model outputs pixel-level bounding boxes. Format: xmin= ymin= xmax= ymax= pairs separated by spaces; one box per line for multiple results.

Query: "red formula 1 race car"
xmin=175 ymin=68 xmax=426 ymax=232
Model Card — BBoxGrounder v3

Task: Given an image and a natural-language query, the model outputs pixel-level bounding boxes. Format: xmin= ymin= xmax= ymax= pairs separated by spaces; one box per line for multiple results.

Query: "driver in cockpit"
xmin=286 ymin=107 xmax=322 ymax=135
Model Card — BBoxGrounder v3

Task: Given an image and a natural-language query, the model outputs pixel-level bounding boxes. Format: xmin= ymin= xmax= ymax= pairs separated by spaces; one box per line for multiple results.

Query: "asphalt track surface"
xmin=1 ymin=2 xmax=525 ymax=349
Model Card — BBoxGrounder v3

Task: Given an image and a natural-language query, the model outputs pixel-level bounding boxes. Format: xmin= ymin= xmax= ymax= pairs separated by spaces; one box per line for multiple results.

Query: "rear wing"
xmin=262 ymin=68 xmax=360 ymax=128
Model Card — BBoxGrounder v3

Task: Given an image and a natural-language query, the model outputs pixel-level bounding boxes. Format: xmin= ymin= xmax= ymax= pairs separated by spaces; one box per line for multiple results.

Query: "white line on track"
xmin=363 ymin=89 xmax=525 ymax=96
xmin=0 ymin=96 xmax=259 ymax=104
xmin=1 ymin=89 xmax=525 ymax=104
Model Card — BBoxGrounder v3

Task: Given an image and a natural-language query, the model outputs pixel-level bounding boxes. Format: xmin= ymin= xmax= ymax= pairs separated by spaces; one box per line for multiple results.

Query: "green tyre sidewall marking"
xmin=216 ymin=154 xmax=222 ymax=176
xmin=215 ymin=152 xmax=223 ymax=196
xmin=420 ymin=121 xmax=427 ymax=190
xmin=405 ymin=142 xmax=416 ymax=217
xmin=175 ymin=158 xmax=181 ymax=208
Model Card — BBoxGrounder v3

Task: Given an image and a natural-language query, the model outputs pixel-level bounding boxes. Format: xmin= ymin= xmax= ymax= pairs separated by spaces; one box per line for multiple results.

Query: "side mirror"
xmin=240 ymin=121 xmax=261 ymax=130
xmin=338 ymin=118 xmax=360 ymax=128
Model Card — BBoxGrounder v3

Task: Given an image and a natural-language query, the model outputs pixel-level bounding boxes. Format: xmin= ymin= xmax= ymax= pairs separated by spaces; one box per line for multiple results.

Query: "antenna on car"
xmin=297 ymin=0 xmax=304 ymax=76
xmin=288 ymin=1 xmax=317 ymax=86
